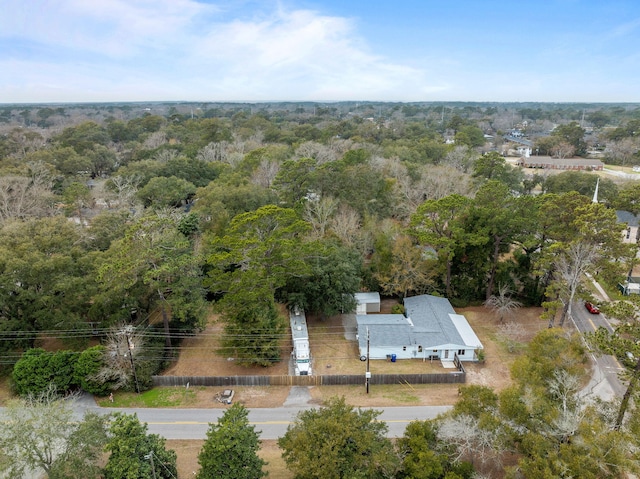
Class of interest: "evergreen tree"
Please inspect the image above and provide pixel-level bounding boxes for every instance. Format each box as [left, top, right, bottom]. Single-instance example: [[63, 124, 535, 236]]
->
[[279, 396, 400, 479], [197, 403, 267, 479], [104, 413, 177, 479]]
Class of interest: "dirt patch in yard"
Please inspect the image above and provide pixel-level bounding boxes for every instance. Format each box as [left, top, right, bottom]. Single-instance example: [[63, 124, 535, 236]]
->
[[159, 304, 547, 408], [162, 313, 290, 377], [459, 306, 546, 392]]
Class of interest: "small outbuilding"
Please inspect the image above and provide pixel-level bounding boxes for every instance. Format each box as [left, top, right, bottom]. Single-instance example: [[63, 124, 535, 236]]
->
[[355, 292, 381, 314]]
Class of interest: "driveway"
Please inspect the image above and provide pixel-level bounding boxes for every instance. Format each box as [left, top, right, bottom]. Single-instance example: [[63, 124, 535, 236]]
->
[[342, 313, 357, 341]]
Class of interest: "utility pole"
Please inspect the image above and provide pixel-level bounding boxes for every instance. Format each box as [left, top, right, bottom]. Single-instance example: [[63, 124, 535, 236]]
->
[[365, 328, 371, 394], [124, 325, 140, 394], [145, 453, 157, 479]]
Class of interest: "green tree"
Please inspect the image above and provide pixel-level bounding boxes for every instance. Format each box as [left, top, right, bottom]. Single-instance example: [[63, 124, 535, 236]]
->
[[273, 157, 319, 205], [88, 144, 117, 177], [468, 181, 526, 300], [278, 242, 361, 320], [504, 329, 638, 478], [510, 328, 586, 392], [193, 177, 278, 234], [62, 181, 92, 219], [437, 329, 640, 478], [315, 161, 395, 218], [83, 209, 132, 251], [12, 348, 79, 397], [543, 171, 617, 204], [105, 413, 177, 479], [54, 121, 111, 154], [98, 213, 208, 348], [613, 181, 640, 215], [137, 175, 196, 208], [0, 386, 109, 479], [587, 110, 610, 129], [74, 345, 113, 396], [397, 420, 473, 479], [278, 396, 400, 479], [207, 205, 310, 305], [455, 125, 485, 148], [411, 194, 473, 297], [158, 155, 225, 187], [541, 201, 629, 326], [0, 217, 95, 350], [472, 151, 523, 191], [196, 403, 267, 479], [551, 121, 587, 156], [221, 299, 286, 366]]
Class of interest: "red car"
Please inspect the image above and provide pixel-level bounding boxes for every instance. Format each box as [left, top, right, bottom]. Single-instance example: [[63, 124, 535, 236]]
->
[[585, 301, 600, 314]]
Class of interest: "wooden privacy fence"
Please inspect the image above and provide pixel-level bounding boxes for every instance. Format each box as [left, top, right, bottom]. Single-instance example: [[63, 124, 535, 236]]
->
[[153, 371, 465, 388]]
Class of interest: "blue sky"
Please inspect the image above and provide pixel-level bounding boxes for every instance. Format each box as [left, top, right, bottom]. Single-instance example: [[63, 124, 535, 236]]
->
[[1, 0, 639, 103]]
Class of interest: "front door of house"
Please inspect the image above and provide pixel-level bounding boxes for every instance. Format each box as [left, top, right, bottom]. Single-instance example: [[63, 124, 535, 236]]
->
[[444, 350, 449, 359]]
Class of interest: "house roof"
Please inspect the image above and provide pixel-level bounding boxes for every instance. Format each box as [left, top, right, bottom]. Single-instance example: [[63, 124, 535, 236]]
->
[[355, 292, 381, 304], [356, 294, 482, 351], [616, 210, 639, 227], [449, 314, 483, 348], [517, 157, 604, 167]]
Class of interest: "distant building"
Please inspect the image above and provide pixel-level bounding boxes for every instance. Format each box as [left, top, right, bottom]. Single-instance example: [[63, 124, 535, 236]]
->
[[616, 210, 640, 244], [516, 156, 604, 171]]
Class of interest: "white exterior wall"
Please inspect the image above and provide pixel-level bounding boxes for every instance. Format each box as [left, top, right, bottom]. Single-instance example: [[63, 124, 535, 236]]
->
[[364, 344, 479, 361]]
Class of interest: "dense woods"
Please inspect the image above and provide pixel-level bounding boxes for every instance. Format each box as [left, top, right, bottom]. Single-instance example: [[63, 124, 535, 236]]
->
[[1, 101, 640, 370], [2, 101, 640, 477]]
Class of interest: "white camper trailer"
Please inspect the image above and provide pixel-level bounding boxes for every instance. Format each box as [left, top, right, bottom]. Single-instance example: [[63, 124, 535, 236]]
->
[[290, 307, 311, 375]]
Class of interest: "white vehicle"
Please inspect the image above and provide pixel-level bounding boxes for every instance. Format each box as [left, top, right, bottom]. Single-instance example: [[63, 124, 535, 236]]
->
[[290, 307, 312, 376]]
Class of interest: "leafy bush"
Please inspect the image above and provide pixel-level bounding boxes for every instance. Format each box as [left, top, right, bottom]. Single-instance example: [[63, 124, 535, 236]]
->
[[74, 345, 113, 396], [12, 348, 78, 396]]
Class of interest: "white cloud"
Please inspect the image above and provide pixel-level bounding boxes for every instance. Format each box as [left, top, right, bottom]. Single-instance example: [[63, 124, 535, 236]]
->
[[0, 0, 214, 58], [187, 8, 443, 100], [0, 1, 444, 101]]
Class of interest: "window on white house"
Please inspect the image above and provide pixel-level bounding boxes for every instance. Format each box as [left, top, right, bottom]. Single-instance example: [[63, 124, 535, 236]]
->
[[418, 345, 423, 352], [458, 349, 465, 355], [403, 346, 407, 351]]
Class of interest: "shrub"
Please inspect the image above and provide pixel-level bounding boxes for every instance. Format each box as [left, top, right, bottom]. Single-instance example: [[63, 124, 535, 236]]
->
[[74, 345, 113, 396], [12, 349, 79, 396]]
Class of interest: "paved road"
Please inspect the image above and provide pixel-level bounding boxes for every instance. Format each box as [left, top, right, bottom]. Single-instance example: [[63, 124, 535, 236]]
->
[[569, 300, 627, 399], [72, 400, 452, 440]]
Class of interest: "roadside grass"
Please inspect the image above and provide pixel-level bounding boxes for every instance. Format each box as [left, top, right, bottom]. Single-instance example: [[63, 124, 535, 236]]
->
[[310, 383, 461, 408], [98, 386, 205, 408]]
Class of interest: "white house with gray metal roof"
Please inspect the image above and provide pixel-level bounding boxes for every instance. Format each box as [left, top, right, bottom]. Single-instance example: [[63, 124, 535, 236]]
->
[[356, 294, 483, 362]]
